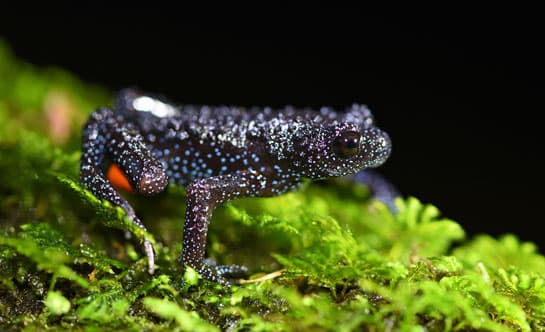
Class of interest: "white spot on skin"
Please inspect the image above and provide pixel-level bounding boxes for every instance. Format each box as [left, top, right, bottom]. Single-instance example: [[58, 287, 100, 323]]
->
[[133, 96, 180, 118]]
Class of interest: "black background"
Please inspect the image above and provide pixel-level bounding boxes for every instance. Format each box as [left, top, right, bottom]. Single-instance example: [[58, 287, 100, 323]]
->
[[1, 6, 544, 249]]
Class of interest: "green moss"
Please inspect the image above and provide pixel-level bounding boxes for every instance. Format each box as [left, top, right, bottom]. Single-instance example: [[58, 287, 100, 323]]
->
[[1, 38, 544, 331]]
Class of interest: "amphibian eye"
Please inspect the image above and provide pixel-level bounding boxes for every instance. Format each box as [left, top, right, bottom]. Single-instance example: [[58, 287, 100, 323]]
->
[[332, 131, 360, 158]]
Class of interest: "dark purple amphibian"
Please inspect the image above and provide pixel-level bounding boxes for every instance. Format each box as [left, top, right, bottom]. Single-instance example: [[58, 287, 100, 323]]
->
[[80, 89, 394, 285]]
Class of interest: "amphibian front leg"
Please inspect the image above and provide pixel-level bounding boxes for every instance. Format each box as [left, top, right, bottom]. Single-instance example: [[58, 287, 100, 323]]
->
[[352, 170, 400, 211], [80, 108, 168, 273], [182, 170, 292, 285]]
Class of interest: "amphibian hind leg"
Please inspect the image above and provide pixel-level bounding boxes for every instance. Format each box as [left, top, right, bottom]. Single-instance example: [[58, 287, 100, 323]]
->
[[80, 107, 168, 273]]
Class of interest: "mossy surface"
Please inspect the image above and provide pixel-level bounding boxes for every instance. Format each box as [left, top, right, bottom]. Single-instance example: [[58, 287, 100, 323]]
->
[[1, 39, 544, 331]]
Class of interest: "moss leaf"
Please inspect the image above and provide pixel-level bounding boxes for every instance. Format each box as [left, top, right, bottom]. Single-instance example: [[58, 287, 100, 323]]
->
[[143, 297, 219, 332]]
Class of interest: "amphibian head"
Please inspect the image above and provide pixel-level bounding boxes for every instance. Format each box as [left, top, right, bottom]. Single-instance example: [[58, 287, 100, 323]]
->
[[293, 104, 392, 179]]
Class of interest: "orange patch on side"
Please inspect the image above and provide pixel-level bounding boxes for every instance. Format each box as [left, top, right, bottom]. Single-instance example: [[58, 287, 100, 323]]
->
[[107, 164, 134, 192]]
